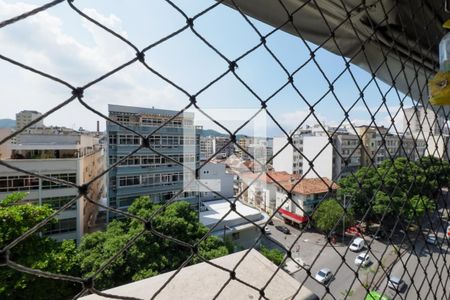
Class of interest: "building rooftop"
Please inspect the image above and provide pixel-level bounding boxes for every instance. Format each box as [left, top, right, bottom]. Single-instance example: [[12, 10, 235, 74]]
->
[[200, 199, 266, 229], [79, 249, 317, 300], [240, 171, 300, 184], [108, 104, 194, 118], [281, 178, 339, 195]]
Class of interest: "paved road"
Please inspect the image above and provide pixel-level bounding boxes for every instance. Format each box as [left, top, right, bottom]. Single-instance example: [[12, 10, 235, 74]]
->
[[263, 219, 399, 299]]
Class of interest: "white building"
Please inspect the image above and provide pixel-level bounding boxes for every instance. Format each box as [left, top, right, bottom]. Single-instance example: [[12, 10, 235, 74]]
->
[[239, 171, 299, 215], [198, 161, 234, 201], [275, 177, 338, 227], [200, 199, 268, 249], [0, 133, 105, 242], [15, 110, 44, 131]]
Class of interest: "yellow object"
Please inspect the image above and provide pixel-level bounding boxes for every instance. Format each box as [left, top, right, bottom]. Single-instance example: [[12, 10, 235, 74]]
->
[[444, 20, 450, 29], [429, 71, 450, 105]]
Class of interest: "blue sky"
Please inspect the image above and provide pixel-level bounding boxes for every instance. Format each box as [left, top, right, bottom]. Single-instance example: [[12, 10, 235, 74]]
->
[[0, 0, 413, 136]]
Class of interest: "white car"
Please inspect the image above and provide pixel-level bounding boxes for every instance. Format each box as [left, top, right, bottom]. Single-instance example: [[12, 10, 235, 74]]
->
[[315, 268, 333, 284], [354, 253, 371, 267], [349, 237, 365, 252]]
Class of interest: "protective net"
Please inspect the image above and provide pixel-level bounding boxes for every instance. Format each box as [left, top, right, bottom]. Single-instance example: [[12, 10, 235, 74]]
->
[[0, 0, 449, 299]]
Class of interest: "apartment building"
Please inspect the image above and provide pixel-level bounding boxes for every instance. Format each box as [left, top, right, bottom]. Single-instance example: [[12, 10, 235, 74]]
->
[[356, 125, 426, 166], [107, 105, 201, 214], [403, 106, 449, 159], [237, 137, 273, 160], [273, 126, 361, 179], [238, 171, 299, 215], [0, 133, 104, 242], [15, 110, 44, 131], [200, 136, 234, 161], [198, 161, 234, 201], [275, 177, 338, 227]]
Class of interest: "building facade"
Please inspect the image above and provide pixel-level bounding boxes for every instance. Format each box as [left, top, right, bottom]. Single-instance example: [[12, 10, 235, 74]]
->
[[107, 105, 201, 214], [238, 171, 299, 215], [0, 133, 104, 242], [15, 110, 44, 131], [275, 177, 338, 227]]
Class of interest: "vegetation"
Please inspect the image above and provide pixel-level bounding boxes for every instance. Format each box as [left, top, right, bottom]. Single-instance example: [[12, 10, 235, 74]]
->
[[337, 157, 441, 224], [259, 245, 285, 265], [312, 198, 354, 233], [0, 192, 80, 299], [0, 193, 229, 299]]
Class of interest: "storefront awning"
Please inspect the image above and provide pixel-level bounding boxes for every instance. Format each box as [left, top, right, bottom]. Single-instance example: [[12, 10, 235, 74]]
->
[[279, 208, 308, 223]]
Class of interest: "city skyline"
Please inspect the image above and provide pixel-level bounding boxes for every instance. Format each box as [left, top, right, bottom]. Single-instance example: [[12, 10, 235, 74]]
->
[[0, 0, 411, 136]]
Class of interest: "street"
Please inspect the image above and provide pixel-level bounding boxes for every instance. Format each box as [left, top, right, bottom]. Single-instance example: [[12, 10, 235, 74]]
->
[[262, 219, 409, 299], [259, 192, 450, 300]]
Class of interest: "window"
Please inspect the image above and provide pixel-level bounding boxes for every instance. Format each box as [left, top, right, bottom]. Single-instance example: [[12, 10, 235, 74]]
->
[[118, 175, 140, 187], [108, 134, 117, 145], [44, 218, 77, 235]]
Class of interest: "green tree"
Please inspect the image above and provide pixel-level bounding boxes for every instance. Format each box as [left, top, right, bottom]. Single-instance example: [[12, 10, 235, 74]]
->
[[312, 199, 354, 233], [78, 196, 229, 290], [0, 192, 80, 299], [259, 246, 285, 265], [338, 166, 381, 219]]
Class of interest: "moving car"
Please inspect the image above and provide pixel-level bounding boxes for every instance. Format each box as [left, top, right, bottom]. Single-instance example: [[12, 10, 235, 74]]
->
[[365, 291, 390, 300], [349, 237, 365, 252], [387, 275, 406, 291], [426, 234, 437, 245], [315, 268, 333, 284], [354, 253, 371, 267], [275, 225, 290, 234]]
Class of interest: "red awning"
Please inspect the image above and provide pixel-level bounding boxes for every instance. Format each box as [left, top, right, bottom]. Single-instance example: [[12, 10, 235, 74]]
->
[[279, 208, 308, 223]]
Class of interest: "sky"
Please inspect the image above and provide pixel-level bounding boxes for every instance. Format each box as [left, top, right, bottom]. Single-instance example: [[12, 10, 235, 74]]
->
[[0, 0, 413, 137]]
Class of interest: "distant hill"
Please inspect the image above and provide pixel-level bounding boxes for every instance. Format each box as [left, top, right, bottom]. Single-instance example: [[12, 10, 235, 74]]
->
[[200, 129, 248, 139], [200, 129, 227, 137], [0, 119, 15, 128]]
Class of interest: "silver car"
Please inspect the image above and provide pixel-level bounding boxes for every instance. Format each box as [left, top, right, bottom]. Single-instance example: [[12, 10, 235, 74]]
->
[[387, 276, 406, 291], [315, 268, 333, 284]]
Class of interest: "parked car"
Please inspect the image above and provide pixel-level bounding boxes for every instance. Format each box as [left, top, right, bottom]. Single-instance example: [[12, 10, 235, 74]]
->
[[387, 275, 406, 291], [275, 225, 290, 234], [349, 237, 365, 252], [371, 229, 386, 240], [426, 234, 437, 245], [315, 268, 333, 284], [354, 253, 371, 267]]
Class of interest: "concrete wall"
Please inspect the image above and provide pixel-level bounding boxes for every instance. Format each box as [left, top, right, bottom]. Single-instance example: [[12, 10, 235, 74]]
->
[[302, 136, 333, 179], [272, 137, 293, 173]]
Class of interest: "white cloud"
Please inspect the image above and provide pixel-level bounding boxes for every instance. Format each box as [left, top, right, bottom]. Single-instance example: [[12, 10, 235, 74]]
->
[[0, 1, 186, 130]]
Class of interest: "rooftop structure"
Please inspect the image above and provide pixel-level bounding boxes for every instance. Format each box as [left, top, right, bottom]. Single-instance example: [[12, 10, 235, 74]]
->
[[200, 199, 267, 249], [79, 249, 317, 300]]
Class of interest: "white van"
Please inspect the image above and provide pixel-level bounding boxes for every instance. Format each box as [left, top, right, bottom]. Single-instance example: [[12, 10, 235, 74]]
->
[[349, 237, 365, 252]]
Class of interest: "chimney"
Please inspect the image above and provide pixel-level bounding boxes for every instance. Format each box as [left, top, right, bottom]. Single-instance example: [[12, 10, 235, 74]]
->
[[96, 120, 100, 133]]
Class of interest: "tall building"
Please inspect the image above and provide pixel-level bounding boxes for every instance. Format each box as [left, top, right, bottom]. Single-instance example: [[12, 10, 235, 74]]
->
[[107, 105, 201, 214], [403, 106, 446, 138], [16, 110, 44, 131], [0, 132, 104, 242], [403, 106, 449, 159]]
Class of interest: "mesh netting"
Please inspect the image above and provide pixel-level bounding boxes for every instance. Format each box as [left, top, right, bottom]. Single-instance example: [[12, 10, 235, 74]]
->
[[0, 0, 449, 299]]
